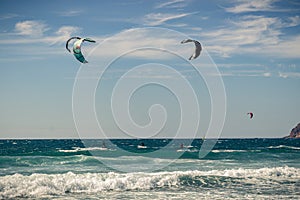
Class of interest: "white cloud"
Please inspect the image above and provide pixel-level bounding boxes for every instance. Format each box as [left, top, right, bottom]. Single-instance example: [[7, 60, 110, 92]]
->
[[225, 0, 277, 13], [200, 15, 300, 58], [143, 12, 195, 26], [217, 63, 266, 68], [165, 23, 189, 28], [15, 20, 49, 37], [0, 23, 81, 45], [55, 26, 80, 37], [222, 70, 274, 77], [88, 28, 181, 60], [50, 26, 81, 44], [278, 72, 300, 78], [202, 15, 280, 45], [58, 10, 84, 17], [260, 35, 300, 58], [286, 16, 300, 27], [155, 0, 188, 9], [278, 72, 288, 78], [216, 63, 300, 78], [263, 72, 271, 77], [0, 22, 81, 61], [0, 13, 18, 20], [205, 70, 273, 78]]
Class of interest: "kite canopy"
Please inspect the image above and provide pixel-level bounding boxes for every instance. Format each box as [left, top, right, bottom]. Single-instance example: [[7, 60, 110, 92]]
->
[[66, 37, 96, 63], [247, 112, 254, 119], [181, 39, 202, 60]]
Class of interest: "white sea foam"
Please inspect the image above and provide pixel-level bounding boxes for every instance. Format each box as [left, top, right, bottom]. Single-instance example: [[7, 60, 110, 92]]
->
[[137, 145, 147, 149], [176, 148, 198, 152], [268, 145, 300, 150], [58, 147, 115, 152], [0, 166, 299, 199], [211, 150, 248, 153]]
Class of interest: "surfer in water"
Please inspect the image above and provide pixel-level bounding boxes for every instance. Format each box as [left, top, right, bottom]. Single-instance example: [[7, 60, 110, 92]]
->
[[138, 142, 147, 149], [102, 141, 106, 148]]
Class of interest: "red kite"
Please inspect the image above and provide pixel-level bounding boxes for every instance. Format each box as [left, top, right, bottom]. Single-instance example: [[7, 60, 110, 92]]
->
[[247, 112, 254, 119]]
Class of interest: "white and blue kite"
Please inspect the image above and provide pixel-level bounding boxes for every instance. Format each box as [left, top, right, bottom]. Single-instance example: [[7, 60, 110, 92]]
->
[[66, 37, 96, 63]]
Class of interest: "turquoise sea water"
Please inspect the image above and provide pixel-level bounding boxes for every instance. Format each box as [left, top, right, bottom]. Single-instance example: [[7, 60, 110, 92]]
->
[[0, 138, 299, 199]]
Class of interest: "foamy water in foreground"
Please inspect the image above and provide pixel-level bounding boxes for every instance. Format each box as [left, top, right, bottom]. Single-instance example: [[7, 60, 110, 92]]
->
[[0, 139, 299, 199]]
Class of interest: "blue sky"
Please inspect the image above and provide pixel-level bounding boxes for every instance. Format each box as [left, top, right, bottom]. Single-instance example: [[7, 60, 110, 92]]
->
[[0, 0, 299, 139]]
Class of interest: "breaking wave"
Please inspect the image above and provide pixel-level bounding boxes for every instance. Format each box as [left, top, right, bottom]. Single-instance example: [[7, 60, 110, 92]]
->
[[0, 166, 299, 199], [211, 150, 248, 153], [58, 147, 115, 152], [268, 145, 300, 150]]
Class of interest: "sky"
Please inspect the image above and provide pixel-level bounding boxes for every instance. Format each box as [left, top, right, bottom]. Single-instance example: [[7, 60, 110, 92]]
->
[[0, 0, 299, 139]]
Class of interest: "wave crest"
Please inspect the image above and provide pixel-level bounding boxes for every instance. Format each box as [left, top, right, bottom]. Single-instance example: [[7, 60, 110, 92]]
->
[[0, 166, 299, 198]]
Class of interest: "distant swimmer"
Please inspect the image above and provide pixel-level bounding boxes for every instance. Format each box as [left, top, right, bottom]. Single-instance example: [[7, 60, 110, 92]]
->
[[102, 141, 106, 148], [137, 142, 147, 149], [177, 144, 188, 152]]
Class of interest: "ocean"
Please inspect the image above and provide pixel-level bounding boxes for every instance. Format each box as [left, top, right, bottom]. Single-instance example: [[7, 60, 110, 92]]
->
[[0, 138, 299, 199]]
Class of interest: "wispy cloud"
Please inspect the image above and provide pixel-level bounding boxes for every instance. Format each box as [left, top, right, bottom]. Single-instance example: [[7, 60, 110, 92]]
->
[[216, 62, 300, 78], [0, 21, 81, 61], [58, 10, 84, 17], [261, 35, 300, 58], [88, 28, 181, 60], [1, 21, 81, 45], [278, 71, 300, 78], [202, 15, 280, 45], [165, 23, 189, 28], [225, 0, 277, 13], [221, 70, 277, 78], [263, 72, 272, 77], [0, 13, 18, 20], [15, 20, 49, 37], [217, 63, 266, 68], [143, 12, 195, 26], [285, 16, 300, 27], [155, 0, 188, 9], [189, 69, 275, 78], [200, 15, 300, 58]]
